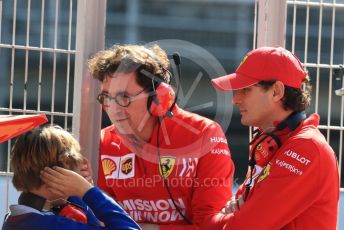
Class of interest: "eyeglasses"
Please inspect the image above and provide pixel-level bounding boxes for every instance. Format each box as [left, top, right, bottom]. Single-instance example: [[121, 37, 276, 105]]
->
[[97, 88, 146, 108]]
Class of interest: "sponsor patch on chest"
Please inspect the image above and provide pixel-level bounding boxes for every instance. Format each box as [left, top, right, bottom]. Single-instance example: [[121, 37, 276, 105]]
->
[[101, 153, 135, 179], [176, 158, 198, 177], [159, 156, 176, 178], [118, 198, 187, 223], [283, 150, 311, 165]]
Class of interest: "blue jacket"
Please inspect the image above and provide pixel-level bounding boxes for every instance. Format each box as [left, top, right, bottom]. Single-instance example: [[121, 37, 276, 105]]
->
[[2, 187, 141, 230]]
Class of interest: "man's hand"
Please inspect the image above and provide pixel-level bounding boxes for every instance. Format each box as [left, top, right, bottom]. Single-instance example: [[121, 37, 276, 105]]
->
[[221, 195, 244, 214], [40, 166, 93, 198]]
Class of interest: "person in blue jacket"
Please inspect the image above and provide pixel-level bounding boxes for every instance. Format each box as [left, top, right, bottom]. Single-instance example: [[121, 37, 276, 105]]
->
[[2, 125, 141, 230]]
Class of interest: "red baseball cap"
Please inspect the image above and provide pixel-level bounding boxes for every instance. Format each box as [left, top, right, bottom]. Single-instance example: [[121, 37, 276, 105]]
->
[[0, 114, 48, 143], [212, 46, 307, 91]]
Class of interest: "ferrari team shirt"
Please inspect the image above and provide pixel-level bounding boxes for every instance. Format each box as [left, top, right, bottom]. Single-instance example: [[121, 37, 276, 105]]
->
[[98, 106, 235, 229], [203, 114, 339, 230]]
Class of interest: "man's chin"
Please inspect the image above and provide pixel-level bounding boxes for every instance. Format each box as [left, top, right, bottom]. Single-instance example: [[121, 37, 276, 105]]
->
[[240, 118, 251, 127], [115, 126, 132, 134], [113, 122, 134, 135]]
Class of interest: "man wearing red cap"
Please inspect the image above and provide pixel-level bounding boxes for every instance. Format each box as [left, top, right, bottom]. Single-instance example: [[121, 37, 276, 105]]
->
[[203, 46, 339, 229]]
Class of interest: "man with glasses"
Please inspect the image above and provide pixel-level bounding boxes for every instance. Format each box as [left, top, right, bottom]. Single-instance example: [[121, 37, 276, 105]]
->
[[97, 88, 146, 108], [203, 46, 339, 229], [87, 44, 235, 229]]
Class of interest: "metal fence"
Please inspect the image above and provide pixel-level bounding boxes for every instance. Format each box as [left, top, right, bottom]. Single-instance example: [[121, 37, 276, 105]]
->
[[0, 0, 77, 217], [0, 0, 105, 223], [286, 0, 344, 190], [255, 0, 344, 189]]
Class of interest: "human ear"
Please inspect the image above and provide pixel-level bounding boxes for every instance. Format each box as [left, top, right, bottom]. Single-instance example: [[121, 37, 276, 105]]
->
[[272, 81, 285, 101]]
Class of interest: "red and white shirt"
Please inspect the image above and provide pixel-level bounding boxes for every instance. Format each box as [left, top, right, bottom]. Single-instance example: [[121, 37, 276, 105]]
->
[[203, 114, 339, 230], [97, 106, 235, 229]]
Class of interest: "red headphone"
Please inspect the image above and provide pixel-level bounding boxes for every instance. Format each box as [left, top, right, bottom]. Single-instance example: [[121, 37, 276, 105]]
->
[[99, 50, 179, 118], [249, 131, 281, 167], [145, 52, 180, 118], [149, 82, 176, 117], [18, 192, 88, 223], [56, 202, 88, 223], [244, 112, 306, 201]]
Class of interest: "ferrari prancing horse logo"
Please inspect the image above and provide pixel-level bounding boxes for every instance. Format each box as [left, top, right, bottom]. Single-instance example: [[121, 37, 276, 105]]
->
[[159, 156, 176, 178], [257, 164, 271, 183]]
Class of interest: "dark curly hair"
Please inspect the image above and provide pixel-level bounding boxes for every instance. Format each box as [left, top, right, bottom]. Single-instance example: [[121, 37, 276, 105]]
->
[[87, 44, 171, 89], [258, 77, 312, 112]]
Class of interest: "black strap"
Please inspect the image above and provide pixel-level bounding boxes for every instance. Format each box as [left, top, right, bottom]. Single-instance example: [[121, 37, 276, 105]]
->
[[50, 201, 87, 215], [18, 192, 46, 211], [265, 132, 282, 148], [276, 112, 306, 131]]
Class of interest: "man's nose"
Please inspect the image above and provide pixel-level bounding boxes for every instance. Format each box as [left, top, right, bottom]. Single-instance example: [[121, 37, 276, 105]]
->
[[107, 102, 124, 113], [232, 91, 241, 105]]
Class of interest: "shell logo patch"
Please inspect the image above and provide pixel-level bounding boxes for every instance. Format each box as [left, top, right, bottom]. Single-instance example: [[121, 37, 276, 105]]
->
[[101, 153, 135, 179], [102, 158, 117, 177]]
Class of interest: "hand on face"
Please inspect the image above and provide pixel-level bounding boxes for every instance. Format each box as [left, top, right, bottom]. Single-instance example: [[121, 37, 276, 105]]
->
[[40, 166, 93, 198]]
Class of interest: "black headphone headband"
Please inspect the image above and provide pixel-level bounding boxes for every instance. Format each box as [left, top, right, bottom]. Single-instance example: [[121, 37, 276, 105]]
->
[[141, 48, 171, 83], [18, 192, 46, 211], [275, 112, 306, 131]]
